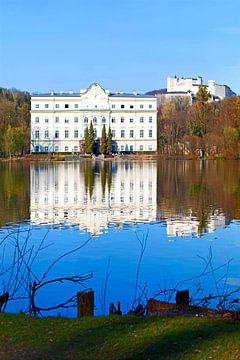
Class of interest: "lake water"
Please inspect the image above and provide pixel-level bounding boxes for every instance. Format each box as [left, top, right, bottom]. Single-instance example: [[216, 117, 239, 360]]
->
[[0, 160, 240, 317]]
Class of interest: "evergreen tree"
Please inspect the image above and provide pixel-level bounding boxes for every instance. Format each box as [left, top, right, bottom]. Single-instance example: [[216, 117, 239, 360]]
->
[[107, 127, 112, 155], [196, 85, 211, 105], [100, 124, 107, 154], [89, 121, 95, 154], [84, 126, 90, 153]]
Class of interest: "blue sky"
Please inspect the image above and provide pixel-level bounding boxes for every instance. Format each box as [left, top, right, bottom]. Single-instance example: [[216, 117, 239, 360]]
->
[[0, 0, 240, 94]]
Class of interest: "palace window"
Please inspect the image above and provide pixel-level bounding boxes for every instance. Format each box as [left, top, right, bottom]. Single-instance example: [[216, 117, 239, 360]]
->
[[35, 104, 39, 109], [44, 130, 49, 139], [149, 129, 152, 138], [45, 104, 49, 108], [130, 130, 134, 138], [45, 118, 49, 123], [54, 145, 59, 152], [55, 117, 59, 123], [112, 130, 115, 137], [35, 117, 39, 123], [65, 146, 69, 152], [140, 104, 144, 109], [74, 117, 78, 123], [112, 104, 115, 109], [65, 118, 69, 123], [74, 104, 78, 108], [149, 104, 152, 109], [74, 130, 78, 138], [121, 104, 125, 109], [35, 130, 39, 139], [140, 130, 144, 138], [111, 117, 115, 123], [130, 105, 134, 109], [93, 117, 97, 123], [84, 117, 88, 123], [130, 145, 133, 152], [102, 117, 106, 123], [140, 117, 144, 123], [130, 118, 134, 123], [149, 116, 152, 123], [121, 130, 125, 138], [55, 130, 59, 139], [74, 146, 78, 152], [139, 145, 144, 151], [65, 130, 69, 138], [65, 104, 69, 108], [55, 104, 59, 108], [120, 117, 124, 123]]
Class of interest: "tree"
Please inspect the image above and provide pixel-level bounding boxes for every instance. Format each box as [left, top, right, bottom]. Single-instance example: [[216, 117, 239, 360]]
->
[[196, 85, 211, 105], [3, 125, 15, 159], [107, 127, 112, 155], [100, 124, 107, 154], [84, 126, 90, 154], [89, 121, 95, 154], [223, 126, 239, 158]]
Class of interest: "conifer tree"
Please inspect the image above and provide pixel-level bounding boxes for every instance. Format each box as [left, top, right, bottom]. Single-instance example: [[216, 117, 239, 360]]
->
[[89, 121, 95, 154], [84, 126, 90, 153], [100, 124, 107, 154], [107, 127, 112, 155]]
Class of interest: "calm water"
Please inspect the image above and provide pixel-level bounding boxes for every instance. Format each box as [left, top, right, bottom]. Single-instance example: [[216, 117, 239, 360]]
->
[[0, 160, 240, 316]]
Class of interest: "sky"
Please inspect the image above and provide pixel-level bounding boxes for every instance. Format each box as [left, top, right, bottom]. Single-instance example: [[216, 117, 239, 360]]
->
[[0, 0, 240, 94]]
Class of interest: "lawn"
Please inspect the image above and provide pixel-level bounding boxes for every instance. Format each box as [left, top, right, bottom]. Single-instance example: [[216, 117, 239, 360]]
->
[[1, 313, 240, 359]]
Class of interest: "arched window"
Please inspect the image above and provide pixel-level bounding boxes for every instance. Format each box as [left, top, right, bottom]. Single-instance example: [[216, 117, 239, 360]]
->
[[93, 117, 97, 123], [84, 117, 88, 123], [102, 117, 106, 123]]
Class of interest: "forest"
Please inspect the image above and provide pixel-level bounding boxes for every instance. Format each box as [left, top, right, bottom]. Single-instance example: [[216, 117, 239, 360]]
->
[[158, 86, 240, 158], [0, 87, 30, 158]]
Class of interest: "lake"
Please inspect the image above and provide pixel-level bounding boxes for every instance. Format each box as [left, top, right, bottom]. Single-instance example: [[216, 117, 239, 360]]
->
[[0, 160, 240, 317]]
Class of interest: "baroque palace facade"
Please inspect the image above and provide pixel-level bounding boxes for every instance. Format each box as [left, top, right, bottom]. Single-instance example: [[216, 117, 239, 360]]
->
[[30, 83, 157, 153]]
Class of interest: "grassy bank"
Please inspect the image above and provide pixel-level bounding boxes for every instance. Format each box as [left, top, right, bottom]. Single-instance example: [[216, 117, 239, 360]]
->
[[1, 314, 240, 359]]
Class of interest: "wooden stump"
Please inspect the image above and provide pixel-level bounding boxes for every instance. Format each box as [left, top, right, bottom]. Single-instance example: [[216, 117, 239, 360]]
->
[[77, 291, 94, 317], [175, 290, 189, 308]]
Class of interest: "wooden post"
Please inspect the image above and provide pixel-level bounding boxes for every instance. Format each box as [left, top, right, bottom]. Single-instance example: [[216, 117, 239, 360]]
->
[[175, 289, 189, 308], [77, 291, 94, 317]]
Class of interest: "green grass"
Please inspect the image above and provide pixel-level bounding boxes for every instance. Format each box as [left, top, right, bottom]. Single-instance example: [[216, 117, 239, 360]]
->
[[1, 313, 240, 359]]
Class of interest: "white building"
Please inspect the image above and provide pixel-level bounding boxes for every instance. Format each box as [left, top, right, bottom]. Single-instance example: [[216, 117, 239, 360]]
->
[[30, 83, 157, 153], [167, 76, 236, 100], [30, 161, 157, 234]]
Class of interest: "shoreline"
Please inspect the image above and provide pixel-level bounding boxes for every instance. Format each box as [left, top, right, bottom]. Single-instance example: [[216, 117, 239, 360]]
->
[[1, 154, 240, 162]]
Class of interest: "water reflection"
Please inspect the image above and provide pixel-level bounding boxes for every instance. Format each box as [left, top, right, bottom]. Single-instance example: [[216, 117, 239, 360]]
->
[[0, 160, 240, 236], [30, 161, 157, 234]]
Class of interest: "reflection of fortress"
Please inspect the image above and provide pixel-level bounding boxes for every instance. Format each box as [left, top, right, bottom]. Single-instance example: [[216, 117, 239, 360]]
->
[[30, 161, 157, 234], [166, 210, 226, 237]]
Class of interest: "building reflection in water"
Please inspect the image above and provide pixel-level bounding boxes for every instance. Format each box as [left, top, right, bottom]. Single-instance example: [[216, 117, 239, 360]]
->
[[30, 161, 157, 234], [166, 210, 226, 237], [30, 161, 227, 236]]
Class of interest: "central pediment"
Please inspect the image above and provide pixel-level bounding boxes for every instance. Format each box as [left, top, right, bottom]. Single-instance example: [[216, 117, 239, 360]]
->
[[80, 83, 109, 100]]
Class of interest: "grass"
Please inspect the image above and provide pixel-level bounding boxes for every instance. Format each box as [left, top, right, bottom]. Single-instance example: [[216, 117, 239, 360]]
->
[[0, 313, 240, 359]]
